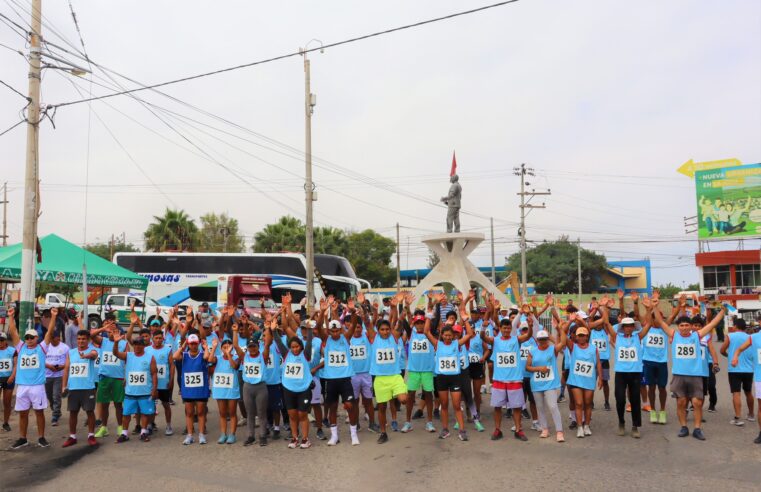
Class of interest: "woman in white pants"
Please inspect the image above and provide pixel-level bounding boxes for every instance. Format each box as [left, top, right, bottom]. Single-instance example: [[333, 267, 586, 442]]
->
[[526, 318, 568, 442]]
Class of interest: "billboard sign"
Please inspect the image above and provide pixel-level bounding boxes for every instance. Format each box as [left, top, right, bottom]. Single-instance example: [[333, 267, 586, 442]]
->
[[695, 163, 761, 240]]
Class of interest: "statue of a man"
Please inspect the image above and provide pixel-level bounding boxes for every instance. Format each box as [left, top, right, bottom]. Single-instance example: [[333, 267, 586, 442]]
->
[[441, 174, 462, 233]]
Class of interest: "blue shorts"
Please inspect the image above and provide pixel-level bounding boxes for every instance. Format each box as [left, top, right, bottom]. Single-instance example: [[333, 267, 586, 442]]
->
[[123, 395, 156, 416], [643, 360, 668, 389]]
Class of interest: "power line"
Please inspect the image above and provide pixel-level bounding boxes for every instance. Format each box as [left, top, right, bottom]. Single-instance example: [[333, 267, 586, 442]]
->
[[49, 0, 521, 109], [0, 78, 28, 99], [0, 118, 25, 137]]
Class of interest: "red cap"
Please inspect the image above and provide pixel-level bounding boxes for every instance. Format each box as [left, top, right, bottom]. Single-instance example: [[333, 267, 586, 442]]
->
[[412, 315, 426, 323], [452, 324, 463, 334]]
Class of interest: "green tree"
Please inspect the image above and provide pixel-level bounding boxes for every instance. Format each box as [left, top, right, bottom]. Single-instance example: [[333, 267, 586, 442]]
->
[[143, 208, 200, 252], [314, 226, 349, 257], [654, 282, 700, 298], [506, 237, 607, 293], [252, 216, 305, 253], [36, 281, 78, 301], [346, 229, 396, 287], [85, 241, 139, 261], [198, 212, 245, 253]]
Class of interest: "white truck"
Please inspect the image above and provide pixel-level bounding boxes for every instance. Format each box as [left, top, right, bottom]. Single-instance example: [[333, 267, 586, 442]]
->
[[37, 293, 70, 310], [44, 292, 175, 329]]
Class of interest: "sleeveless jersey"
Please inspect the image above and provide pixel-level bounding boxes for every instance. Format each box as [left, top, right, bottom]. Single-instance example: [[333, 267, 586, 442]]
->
[[728, 332, 753, 373], [520, 337, 536, 379], [261, 341, 282, 385], [642, 327, 668, 363], [529, 344, 560, 392], [242, 352, 265, 385], [67, 348, 96, 390], [323, 336, 354, 379], [0, 346, 15, 378], [407, 331, 434, 372], [750, 332, 761, 382], [672, 331, 702, 376], [282, 350, 311, 392], [125, 352, 153, 396], [180, 350, 210, 399], [434, 340, 460, 376], [350, 334, 371, 374], [491, 336, 521, 382], [212, 354, 240, 399], [615, 335, 643, 373], [99, 338, 127, 379], [145, 345, 172, 390], [16, 343, 47, 386], [567, 344, 597, 390], [370, 335, 400, 376], [590, 329, 610, 360]]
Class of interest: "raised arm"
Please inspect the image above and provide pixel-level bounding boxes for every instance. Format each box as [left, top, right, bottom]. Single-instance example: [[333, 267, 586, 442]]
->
[[554, 317, 567, 354], [44, 307, 59, 346], [112, 331, 128, 361], [423, 317, 438, 348], [7, 307, 19, 346], [231, 324, 245, 360], [698, 305, 727, 338], [344, 299, 359, 341]]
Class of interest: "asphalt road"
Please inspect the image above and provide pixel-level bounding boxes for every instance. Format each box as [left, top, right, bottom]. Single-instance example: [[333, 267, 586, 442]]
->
[[1, 342, 760, 492]]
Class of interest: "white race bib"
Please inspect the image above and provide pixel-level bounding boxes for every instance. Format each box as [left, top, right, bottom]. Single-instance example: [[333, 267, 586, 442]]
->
[[618, 346, 638, 362], [496, 352, 517, 368], [349, 345, 366, 360], [757, 348, 761, 365], [156, 364, 167, 379], [520, 347, 531, 360], [265, 355, 275, 369], [469, 353, 481, 364], [675, 343, 696, 359], [283, 362, 303, 379], [410, 340, 429, 353], [128, 371, 147, 385], [0, 359, 12, 372], [592, 339, 607, 352], [437, 357, 458, 372], [69, 362, 89, 378], [243, 362, 261, 377], [573, 360, 593, 377], [213, 372, 234, 388], [375, 348, 395, 364], [184, 372, 203, 388], [646, 334, 665, 348], [533, 366, 554, 382], [327, 351, 348, 367], [101, 352, 120, 366], [19, 354, 39, 369]]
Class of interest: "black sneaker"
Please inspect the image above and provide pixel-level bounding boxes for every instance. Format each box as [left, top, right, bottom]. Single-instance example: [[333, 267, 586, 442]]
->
[[243, 436, 256, 446], [272, 429, 281, 440], [316, 428, 326, 440], [678, 426, 689, 438], [569, 421, 578, 430], [377, 432, 388, 444], [95, 419, 102, 427], [2, 423, 10, 432], [38, 437, 50, 448], [754, 432, 761, 444], [9, 438, 28, 450], [521, 408, 530, 419], [412, 409, 424, 420], [557, 395, 566, 403], [604, 402, 611, 411], [116, 434, 129, 443], [692, 428, 706, 441], [259, 436, 268, 447], [707, 406, 717, 413]]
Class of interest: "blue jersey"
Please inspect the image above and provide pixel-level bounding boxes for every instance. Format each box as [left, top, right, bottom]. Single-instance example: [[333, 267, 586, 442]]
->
[[90, 343, 102, 377], [672, 331, 702, 376], [323, 336, 354, 379], [209, 331, 230, 358], [520, 338, 537, 378], [434, 340, 460, 376], [727, 332, 753, 373], [750, 332, 761, 382], [99, 338, 127, 379], [282, 350, 311, 392], [15, 343, 47, 386], [406, 331, 434, 373], [349, 334, 371, 374], [180, 351, 210, 399], [0, 346, 15, 378], [614, 335, 643, 373], [529, 345, 560, 392], [642, 327, 668, 363], [261, 341, 282, 385], [212, 354, 240, 399], [125, 352, 153, 396], [491, 336, 521, 382], [567, 344, 597, 390], [370, 335, 400, 376], [145, 345, 172, 390], [459, 343, 469, 371], [469, 330, 484, 360], [242, 352, 265, 385], [590, 329, 610, 361], [397, 337, 407, 373], [163, 330, 178, 352], [563, 347, 571, 371], [67, 348, 96, 390]]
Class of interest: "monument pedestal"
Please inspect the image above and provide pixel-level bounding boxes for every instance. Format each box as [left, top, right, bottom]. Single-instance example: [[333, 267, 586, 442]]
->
[[410, 233, 510, 307]]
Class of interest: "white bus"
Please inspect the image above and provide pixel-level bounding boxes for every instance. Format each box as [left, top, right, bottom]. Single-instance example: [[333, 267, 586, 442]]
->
[[113, 252, 360, 309]]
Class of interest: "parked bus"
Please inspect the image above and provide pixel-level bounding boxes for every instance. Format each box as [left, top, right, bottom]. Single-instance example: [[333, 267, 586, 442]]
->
[[113, 252, 360, 309]]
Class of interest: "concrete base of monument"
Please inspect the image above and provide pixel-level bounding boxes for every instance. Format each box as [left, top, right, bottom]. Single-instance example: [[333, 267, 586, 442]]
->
[[410, 233, 511, 307]]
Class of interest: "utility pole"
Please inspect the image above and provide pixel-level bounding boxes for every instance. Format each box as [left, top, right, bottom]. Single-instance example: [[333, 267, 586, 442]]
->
[[396, 222, 401, 293], [513, 163, 550, 300], [577, 238, 582, 305], [301, 44, 319, 314], [1, 182, 7, 246], [109, 233, 115, 260], [19, 0, 42, 334], [490, 217, 495, 283]]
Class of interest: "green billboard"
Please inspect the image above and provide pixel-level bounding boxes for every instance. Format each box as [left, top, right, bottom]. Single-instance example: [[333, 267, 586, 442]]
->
[[696, 163, 761, 240]]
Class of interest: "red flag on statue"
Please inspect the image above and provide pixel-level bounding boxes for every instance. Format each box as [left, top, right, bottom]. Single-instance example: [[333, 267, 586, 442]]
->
[[450, 151, 457, 177]]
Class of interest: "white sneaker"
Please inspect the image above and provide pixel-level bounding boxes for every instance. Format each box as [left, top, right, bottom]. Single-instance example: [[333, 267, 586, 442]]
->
[[748, 415, 755, 422], [531, 421, 541, 431], [165, 425, 174, 436], [730, 418, 745, 426], [327, 436, 339, 446], [351, 434, 360, 446], [583, 425, 592, 436], [576, 427, 584, 438], [182, 434, 193, 445], [198, 433, 207, 444], [510, 425, 516, 432]]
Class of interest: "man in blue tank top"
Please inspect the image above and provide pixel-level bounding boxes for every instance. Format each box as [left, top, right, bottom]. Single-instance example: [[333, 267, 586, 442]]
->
[[6, 306, 56, 450], [112, 331, 158, 443], [61, 329, 99, 448], [145, 329, 175, 436]]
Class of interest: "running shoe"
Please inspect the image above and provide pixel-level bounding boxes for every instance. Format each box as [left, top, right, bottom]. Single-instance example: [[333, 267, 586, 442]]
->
[[139, 433, 150, 442], [226, 434, 236, 444], [62, 437, 77, 448], [678, 426, 689, 438], [707, 406, 716, 413], [748, 415, 756, 422], [400, 422, 413, 433], [557, 395, 566, 403], [377, 432, 388, 444], [730, 418, 745, 426], [288, 438, 299, 449], [556, 431, 565, 443], [116, 425, 124, 435], [132, 425, 141, 435], [412, 409, 424, 420], [183, 435, 194, 445], [2, 423, 10, 432], [316, 428, 326, 440], [474, 420, 485, 432], [433, 409, 440, 420], [604, 402, 611, 411], [327, 435, 339, 446], [87, 435, 97, 447], [116, 434, 129, 443], [238, 418, 247, 426], [243, 436, 256, 446], [351, 434, 360, 446], [631, 427, 640, 439], [259, 436, 268, 447], [391, 421, 399, 432], [458, 430, 468, 441], [692, 428, 706, 441], [425, 422, 436, 433], [491, 429, 503, 441], [617, 423, 625, 436], [165, 425, 174, 436], [217, 434, 228, 444], [9, 438, 28, 450], [439, 428, 450, 439], [658, 411, 667, 425], [583, 425, 592, 436], [368, 423, 381, 434], [754, 432, 761, 444], [51, 417, 59, 427], [94, 426, 109, 438], [569, 421, 578, 430], [198, 433, 207, 444], [625, 403, 631, 412], [272, 429, 281, 440], [540, 429, 549, 438], [322, 418, 329, 428], [299, 438, 312, 449], [576, 427, 584, 439], [521, 408, 530, 419], [453, 421, 460, 431], [531, 421, 542, 432], [642, 404, 652, 412], [514, 430, 528, 441]]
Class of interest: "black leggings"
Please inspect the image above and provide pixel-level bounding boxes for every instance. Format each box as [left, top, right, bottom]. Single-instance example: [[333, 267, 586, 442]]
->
[[704, 364, 717, 408], [615, 372, 641, 427]]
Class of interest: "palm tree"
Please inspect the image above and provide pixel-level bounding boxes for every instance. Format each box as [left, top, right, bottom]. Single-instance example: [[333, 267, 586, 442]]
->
[[144, 208, 200, 251], [252, 216, 305, 253], [313, 226, 348, 256]]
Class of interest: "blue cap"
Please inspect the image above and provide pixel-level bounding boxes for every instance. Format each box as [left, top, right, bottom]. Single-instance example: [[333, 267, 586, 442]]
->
[[150, 319, 162, 326]]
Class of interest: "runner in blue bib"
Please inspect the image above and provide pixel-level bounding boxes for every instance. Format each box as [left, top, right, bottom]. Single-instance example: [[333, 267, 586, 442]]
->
[[61, 329, 99, 447], [111, 331, 158, 443], [526, 318, 568, 443], [565, 324, 602, 439], [173, 333, 213, 445], [209, 325, 242, 445]]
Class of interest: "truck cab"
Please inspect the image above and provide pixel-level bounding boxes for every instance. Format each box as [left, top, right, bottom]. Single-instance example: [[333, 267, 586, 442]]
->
[[222, 275, 277, 317]]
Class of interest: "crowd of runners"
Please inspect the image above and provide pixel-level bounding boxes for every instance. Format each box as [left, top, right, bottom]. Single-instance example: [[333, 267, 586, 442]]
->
[[1, 288, 760, 450]]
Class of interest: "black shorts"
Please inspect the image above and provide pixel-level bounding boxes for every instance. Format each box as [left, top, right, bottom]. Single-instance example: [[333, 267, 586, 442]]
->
[[68, 389, 96, 412], [0, 377, 14, 390], [320, 378, 327, 398], [468, 362, 485, 380], [435, 374, 462, 393], [522, 377, 535, 404], [728, 372, 753, 393], [325, 377, 355, 405], [283, 387, 311, 412], [267, 384, 283, 411], [182, 398, 208, 404], [157, 389, 172, 403]]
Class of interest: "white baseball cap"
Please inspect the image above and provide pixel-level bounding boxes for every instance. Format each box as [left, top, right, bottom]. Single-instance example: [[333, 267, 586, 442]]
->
[[536, 330, 549, 339], [187, 334, 200, 343], [24, 329, 38, 338], [328, 320, 341, 329]]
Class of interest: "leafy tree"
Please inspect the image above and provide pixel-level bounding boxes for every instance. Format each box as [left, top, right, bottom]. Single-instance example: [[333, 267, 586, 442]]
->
[[85, 241, 139, 261], [654, 282, 700, 299], [506, 237, 607, 293], [427, 250, 440, 269], [346, 229, 396, 287], [144, 208, 200, 252], [252, 216, 305, 253], [198, 212, 245, 253], [36, 281, 78, 301], [314, 227, 349, 256]]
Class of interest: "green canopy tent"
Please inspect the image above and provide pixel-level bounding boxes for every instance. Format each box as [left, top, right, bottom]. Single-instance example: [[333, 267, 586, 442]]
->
[[0, 233, 147, 290]]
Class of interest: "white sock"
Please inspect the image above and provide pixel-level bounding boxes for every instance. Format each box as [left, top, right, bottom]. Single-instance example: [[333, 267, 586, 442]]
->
[[70, 434, 76, 439], [330, 425, 338, 440], [350, 425, 358, 437]]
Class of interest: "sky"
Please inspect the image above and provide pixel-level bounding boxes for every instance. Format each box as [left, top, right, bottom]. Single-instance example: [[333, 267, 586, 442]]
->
[[1, 0, 760, 289]]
